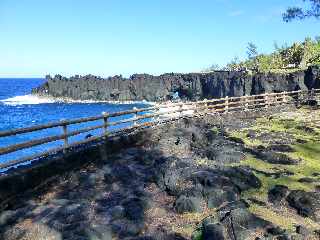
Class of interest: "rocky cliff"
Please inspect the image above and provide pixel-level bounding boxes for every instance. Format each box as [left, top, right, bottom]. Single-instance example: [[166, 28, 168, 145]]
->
[[32, 66, 320, 102]]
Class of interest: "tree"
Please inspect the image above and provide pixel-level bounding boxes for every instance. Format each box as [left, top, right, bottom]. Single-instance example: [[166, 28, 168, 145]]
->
[[207, 37, 320, 73], [201, 63, 222, 72], [245, 42, 259, 70], [208, 64, 222, 71], [283, 0, 320, 22], [225, 56, 243, 71], [246, 42, 258, 60]]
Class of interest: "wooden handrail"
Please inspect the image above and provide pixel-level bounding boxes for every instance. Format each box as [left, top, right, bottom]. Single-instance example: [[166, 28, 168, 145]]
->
[[0, 89, 318, 171], [0, 114, 185, 170], [0, 116, 104, 138], [0, 134, 66, 155], [0, 90, 306, 138]]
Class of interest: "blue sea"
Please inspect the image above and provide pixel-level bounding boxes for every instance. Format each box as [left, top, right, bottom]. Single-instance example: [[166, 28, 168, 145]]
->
[[0, 78, 150, 169]]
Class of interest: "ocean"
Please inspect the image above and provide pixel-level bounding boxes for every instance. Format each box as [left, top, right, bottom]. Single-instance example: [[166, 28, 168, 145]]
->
[[0, 78, 150, 168]]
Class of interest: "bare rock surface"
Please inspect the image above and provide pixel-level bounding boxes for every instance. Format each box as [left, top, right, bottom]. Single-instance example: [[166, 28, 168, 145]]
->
[[1, 107, 320, 239]]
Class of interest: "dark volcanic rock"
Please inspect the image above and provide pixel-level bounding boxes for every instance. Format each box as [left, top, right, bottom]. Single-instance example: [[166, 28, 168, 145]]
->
[[0, 210, 17, 227], [192, 168, 255, 194], [286, 190, 320, 220], [296, 125, 316, 134], [267, 226, 286, 235], [304, 65, 320, 89], [201, 202, 272, 240], [4, 114, 317, 239], [229, 208, 271, 239], [247, 197, 267, 206], [268, 185, 289, 204], [207, 188, 238, 209], [122, 197, 148, 221], [190, 126, 245, 165], [203, 223, 226, 240], [301, 99, 318, 107], [32, 66, 320, 102], [85, 225, 112, 240], [298, 177, 317, 183], [250, 149, 299, 165], [295, 225, 310, 236], [222, 167, 262, 191], [174, 195, 202, 213], [217, 200, 250, 213], [267, 144, 294, 153], [195, 139, 245, 165]]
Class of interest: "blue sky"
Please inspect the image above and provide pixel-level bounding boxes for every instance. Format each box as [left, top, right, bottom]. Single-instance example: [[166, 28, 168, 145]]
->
[[1, 0, 320, 78]]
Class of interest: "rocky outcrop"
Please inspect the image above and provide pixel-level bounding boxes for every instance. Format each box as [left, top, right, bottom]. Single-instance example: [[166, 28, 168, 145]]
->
[[32, 66, 320, 102], [2, 106, 320, 239], [200, 203, 274, 240], [0, 109, 280, 240], [286, 190, 320, 221]]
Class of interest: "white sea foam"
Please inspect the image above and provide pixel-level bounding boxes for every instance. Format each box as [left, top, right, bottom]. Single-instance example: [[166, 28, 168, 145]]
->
[[0, 95, 56, 106], [0, 94, 156, 106]]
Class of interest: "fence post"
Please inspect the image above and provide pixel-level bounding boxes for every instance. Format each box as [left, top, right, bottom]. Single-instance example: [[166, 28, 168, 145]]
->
[[225, 96, 229, 113], [244, 95, 249, 111], [204, 99, 208, 115], [194, 103, 198, 116], [179, 104, 183, 118], [156, 106, 161, 123], [315, 89, 319, 102], [296, 90, 301, 104], [282, 91, 287, 104], [265, 94, 269, 109], [311, 88, 315, 100], [61, 119, 68, 153], [133, 107, 138, 125], [102, 112, 108, 137]]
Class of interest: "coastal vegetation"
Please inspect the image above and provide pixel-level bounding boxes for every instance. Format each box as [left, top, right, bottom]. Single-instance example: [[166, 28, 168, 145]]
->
[[204, 0, 320, 74], [205, 37, 320, 73], [283, 0, 320, 22]]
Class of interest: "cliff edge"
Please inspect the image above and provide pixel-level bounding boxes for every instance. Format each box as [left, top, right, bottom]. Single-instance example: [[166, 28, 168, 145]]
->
[[32, 66, 320, 102]]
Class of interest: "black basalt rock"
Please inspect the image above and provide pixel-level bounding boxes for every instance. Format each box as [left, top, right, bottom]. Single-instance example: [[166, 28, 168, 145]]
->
[[203, 223, 226, 240], [174, 195, 202, 213], [268, 185, 289, 204], [286, 190, 320, 220], [32, 66, 319, 102]]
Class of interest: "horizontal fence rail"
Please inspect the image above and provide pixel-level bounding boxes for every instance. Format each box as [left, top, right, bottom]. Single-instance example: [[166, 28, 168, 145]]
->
[[0, 89, 319, 171]]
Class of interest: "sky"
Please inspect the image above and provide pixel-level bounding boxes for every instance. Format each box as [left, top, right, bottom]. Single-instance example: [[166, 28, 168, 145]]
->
[[1, 0, 320, 78]]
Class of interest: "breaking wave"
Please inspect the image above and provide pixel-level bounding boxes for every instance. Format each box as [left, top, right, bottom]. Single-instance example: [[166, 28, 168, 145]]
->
[[0, 95, 55, 106]]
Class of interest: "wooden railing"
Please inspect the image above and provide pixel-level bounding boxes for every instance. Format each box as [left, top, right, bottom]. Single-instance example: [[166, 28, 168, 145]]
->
[[0, 89, 319, 171]]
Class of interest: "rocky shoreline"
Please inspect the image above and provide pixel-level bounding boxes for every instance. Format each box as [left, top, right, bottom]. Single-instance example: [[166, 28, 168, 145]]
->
[[32, 66, 320, 102], [1, 104, 320, 239]]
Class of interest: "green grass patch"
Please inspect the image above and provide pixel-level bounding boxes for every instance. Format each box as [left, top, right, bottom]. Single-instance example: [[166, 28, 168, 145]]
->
[[249, 115, 320, 142], [287, 143, 320, 178], [249, 204, 296, 232], [249, 203, 320, 232], [211, 126, 220, 135], [228, 113, 320, 147], [241, 142, 320, 201]]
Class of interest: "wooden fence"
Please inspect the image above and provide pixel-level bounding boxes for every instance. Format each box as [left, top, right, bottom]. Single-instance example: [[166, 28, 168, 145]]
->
[[0, 89, 319, 171]]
